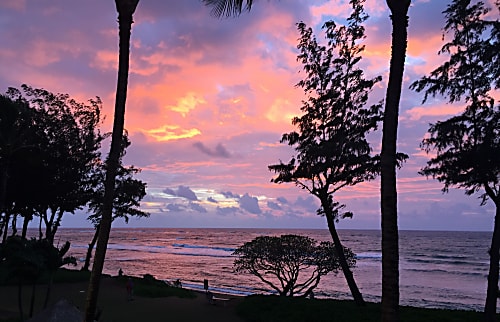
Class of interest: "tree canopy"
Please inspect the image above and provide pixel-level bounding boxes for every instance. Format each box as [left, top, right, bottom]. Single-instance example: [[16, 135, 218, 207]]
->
[[233, 234, 355, 297], [268, 0, 405, 306], [410, 1, 499, 320], [0, 85, 105, 242]]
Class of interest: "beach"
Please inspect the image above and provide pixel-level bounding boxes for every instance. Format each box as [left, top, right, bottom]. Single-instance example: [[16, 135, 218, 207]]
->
[[1, 273, 490, 322], [0, 275, 244, 322], [55, 228, 490, 311]]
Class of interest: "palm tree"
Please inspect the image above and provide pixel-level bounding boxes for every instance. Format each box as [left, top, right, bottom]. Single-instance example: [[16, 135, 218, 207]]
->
[[203, 1, 412, 321], [380, 1, 411, 321], [83, 1, 139, 321]]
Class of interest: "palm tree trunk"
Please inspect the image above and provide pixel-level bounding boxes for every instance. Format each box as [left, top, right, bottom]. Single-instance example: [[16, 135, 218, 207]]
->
[[84, 1, 138, 321], [381, 1, 410, 322], [324, 207, 365, 306], [82, 224, 100, 271], [484, 202, 500, 322]]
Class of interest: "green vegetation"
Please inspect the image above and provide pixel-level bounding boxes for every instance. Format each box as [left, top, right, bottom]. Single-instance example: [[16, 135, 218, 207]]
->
[[236, 295, 488, 322]]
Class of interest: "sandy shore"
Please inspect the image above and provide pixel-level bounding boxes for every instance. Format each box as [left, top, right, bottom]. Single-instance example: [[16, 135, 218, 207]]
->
[[0, 276, 244, 322]]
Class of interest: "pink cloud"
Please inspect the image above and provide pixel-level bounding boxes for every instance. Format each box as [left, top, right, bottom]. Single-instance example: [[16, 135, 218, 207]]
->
[[404, 103, 466, 121]]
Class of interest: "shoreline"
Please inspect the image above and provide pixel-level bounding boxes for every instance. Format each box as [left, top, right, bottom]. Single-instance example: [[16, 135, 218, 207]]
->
[[0, 272, 490, 322]]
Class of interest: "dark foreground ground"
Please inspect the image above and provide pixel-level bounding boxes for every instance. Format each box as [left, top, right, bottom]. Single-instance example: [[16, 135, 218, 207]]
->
[[0, 270, 494, 322]]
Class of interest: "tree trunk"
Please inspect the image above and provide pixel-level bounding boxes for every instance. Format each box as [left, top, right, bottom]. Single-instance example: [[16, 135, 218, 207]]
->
[[484, 202, 500, 322], [84, 1, 138, 321], [11, 214, 17, 237], [325, 208, 365, 306], [21, 215, 30, 239], [381, 2, 410, 322], [2, 213, 10, 243], [82, 224, 100, 271], [0, 165, 8, 238]]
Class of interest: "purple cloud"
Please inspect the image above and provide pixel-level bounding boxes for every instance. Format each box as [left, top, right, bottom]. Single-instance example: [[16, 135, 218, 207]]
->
[[166, 203, 184, 212], [189, 202, 207, 213], [164, 186, 198, 201], [294, 196, 319, 213], [239, 193, 262, 214], [267, 201, 281, 210], [277, 197, 289, 204], [216, 206, 239, 215], [177, 185, 198, 201], [221, 191, 240, 199], [163, 188, 177, 196]]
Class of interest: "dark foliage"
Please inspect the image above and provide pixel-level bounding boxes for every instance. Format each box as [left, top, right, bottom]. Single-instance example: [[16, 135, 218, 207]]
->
[[233, 234, 354, 297]]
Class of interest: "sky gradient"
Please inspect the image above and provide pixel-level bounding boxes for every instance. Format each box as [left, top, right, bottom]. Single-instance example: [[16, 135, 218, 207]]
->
[[1, 0, 497, 231]]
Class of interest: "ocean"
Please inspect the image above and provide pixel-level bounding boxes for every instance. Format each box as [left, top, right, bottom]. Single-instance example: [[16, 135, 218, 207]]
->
[[52, 228, 490, 312]]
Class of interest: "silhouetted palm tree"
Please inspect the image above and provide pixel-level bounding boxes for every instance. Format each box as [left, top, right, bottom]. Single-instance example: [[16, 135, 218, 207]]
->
[[203, 1, 412, 321], [84, 1, 139, 321], [380, 1, 410, 321]]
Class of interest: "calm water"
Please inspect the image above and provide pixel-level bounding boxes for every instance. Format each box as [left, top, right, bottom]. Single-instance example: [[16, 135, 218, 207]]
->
[[52, 228, 490, 312]]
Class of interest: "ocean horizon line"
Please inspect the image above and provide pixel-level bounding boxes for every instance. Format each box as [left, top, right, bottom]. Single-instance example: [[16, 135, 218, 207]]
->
[[44, 227, 492, 233]]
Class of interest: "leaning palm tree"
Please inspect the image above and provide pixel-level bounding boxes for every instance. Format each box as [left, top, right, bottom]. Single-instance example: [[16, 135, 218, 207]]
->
[[203, 1, 412, 321], [84, 1, 139, 321]]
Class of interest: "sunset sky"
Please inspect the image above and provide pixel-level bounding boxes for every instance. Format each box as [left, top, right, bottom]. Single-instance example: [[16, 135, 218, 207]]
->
[[0, 0, 497, 231]]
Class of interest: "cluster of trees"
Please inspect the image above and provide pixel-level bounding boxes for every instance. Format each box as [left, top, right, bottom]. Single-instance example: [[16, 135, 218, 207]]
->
[[4, 0, 490, 321], [0, 85, 148, 320], [213, 0, 499, 321]]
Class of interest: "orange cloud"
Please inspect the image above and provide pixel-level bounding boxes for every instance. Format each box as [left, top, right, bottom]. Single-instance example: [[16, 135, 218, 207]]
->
[[143, 124, 201, 142], [167, 92, 207, 117]]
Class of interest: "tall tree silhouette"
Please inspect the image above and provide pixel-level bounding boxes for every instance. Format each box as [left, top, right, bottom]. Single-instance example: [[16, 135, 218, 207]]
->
[[203, 1, 412, 320], [381, 1, 410, 321], [84, 1, 139, 321], [411, 1, 499, 320], [269, 0, 390, 305]]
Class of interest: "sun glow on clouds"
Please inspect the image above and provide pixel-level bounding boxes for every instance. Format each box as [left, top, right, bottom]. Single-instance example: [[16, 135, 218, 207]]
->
[[1, 0, 496, 230], [167, 92, 207, 117], [144, 125, 201, 142]]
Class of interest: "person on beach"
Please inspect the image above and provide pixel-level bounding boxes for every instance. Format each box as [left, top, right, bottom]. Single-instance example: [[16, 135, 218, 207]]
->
[[126, 278, 134, 301]]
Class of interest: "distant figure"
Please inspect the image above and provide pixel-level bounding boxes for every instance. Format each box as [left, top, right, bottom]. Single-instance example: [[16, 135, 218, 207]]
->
[[309, 291, 315, 299], [126, 278, 134, 301], [118, 268, 123, 277], [173, 279, 182, 288], [204, 279, 209, 292]]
